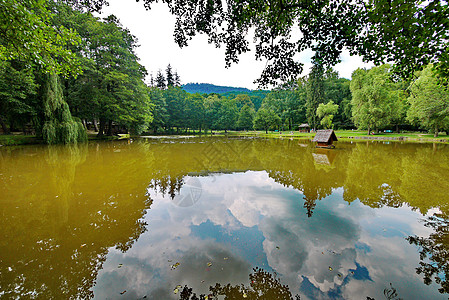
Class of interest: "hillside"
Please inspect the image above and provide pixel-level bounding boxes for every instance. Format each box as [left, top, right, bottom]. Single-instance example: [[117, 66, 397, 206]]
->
[[182, 83, 251, 94]]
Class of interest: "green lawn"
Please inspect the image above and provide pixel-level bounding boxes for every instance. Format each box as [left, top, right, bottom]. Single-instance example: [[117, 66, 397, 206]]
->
[[228, 130, 449, 142]]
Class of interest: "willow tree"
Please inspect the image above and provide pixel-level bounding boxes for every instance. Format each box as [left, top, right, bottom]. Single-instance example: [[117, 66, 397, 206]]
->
[[316, 100, 339, 129], [38, 73, 87, 144]]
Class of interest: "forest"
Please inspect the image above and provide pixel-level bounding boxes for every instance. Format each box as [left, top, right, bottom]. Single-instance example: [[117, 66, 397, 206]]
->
[[0, 1, 448, 143]]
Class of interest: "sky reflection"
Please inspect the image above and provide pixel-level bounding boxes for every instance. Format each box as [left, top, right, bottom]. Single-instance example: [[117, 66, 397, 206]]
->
[[93, 170, 441, 299]]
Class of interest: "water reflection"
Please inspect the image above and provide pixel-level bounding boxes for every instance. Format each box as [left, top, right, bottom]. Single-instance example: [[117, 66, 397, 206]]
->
[[177, 267, 300, 299], [0, 143, 152, 298], [1, 138, 449, 298], [407, 212, 449, 294]]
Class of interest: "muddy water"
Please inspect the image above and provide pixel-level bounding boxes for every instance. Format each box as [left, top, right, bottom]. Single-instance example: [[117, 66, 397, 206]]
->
[[1, 137, 449, 299]]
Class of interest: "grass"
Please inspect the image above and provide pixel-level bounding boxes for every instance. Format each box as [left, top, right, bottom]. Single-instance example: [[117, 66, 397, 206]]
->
[[0, 135, 41, 146], [227, 130, 449, 143]]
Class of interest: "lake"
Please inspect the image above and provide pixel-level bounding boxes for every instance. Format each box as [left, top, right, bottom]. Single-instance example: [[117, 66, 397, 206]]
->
[[1, 137, 449, 299]]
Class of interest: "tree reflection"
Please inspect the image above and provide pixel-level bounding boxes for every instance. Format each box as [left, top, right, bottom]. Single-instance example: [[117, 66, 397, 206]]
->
[[407, 213, 449, 294], [177, 268, 300, 300], [0, 143, 153, 299]]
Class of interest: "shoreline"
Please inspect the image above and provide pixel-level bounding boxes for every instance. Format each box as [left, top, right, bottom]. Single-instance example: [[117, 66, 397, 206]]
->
[[1, 131, 448, 146]]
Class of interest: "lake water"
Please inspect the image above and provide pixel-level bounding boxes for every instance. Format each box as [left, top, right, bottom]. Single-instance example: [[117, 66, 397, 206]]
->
[[1, 137, 449, 299]]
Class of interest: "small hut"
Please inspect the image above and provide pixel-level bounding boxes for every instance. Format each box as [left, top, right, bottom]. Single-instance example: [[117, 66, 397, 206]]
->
[[298, 123, 310, 133], [312, 129, 338, 148]]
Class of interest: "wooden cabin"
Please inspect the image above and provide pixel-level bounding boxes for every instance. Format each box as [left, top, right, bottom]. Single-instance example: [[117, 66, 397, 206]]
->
[[312, 129, 338, 148], [298, 123, 310, 133]]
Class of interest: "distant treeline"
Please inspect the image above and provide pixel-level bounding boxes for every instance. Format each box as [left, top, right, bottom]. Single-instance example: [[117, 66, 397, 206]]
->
[[182, 83, 251, 94]]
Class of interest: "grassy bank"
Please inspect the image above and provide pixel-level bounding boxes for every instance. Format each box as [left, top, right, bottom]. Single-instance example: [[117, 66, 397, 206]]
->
[[0, 135, 42, 146], [228, 130, 449, 143], [2, 130, 448, 146], [0, 132, 126, 146]]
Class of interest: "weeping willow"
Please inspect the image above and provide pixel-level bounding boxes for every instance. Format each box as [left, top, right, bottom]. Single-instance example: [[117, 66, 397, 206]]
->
[[38, 73, 87, 144]]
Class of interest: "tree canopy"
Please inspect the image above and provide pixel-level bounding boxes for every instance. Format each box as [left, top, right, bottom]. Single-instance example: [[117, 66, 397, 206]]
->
[[407, 65, 449, 137], [136, 0, 448, 86]]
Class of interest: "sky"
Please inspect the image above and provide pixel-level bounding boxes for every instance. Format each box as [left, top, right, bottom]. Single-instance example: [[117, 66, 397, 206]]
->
[[99, 0, 373, 89]]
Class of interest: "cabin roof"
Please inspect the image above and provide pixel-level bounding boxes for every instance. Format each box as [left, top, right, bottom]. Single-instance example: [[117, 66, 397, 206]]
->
[[312, 129, 338, 143], [299, 123, 310, 128]]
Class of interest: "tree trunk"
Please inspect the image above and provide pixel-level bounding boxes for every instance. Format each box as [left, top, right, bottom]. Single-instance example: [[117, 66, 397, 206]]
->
[[395, 124, 399, 133], [97, 119, 105, 137], [265, 128, 268, 134], [434, 125, 439, 138], [82, 119, 87, 129], [93, 119, 99, 132], [367, 126, 371, 135], [0, 117, 10, 135], [107, 120, 113, 136]]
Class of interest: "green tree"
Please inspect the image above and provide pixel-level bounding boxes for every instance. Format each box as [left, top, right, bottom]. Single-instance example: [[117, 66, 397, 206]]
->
[[185, 93, 205, 132], [407, 65, 449, 137], [0, 60, 37, 134], [234, 94, 254, 110], [156, 70, 166, 90], [323, 69, 352, 128], [216, 97, 238, 133], [148, 87, 168, 133], [316, 100, 339, 129], [166, 64, 174, 87], [61, 11, 152, 136], [164, 86, 187, 132], [203, 94, 221, 132], [0, 0, 82, 76], [253, 108, 281, 134], [38, 73, 87, 144], [306, 62, 325, 130], [173, 71, 181, 87], [237, 104, 255, 131], [350, 65, 406, 134]]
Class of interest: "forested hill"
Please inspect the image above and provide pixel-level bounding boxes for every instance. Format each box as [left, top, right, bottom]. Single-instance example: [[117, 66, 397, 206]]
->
[[182, 83, 251, 94]]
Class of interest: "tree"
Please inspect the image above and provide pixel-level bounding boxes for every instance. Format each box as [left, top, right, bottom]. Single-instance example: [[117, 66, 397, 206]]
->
[[148, 87, 168, 133], [38, 73, 87, 144], [135, 0, 448, 85], [0, 0, 82, 77], [323, 69, 353, 129], [55, 6, 152, 136], [237, 104, 255, 131], [164, 86, 187, 131], [156, 70, 166, 90], [306, 62, 325, 130], [234, 94, 254, 110], [184, 93, 205, 132], [0, 60, 37, 134], [203, 94, 221, 132], [216, 97, 238, 133], [316, 100, 339, 129], [253, 108, 281, 134], [173, 71, 181, 87], [407, 65, 449, 137], [166, 64, 174, 87], [350, 65, 406, 135]]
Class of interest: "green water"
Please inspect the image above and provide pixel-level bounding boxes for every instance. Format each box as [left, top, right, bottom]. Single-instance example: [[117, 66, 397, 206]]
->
[[1, 137, 449, 299]]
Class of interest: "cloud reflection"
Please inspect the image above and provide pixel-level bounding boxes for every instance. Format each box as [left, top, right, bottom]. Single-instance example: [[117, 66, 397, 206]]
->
[[92, 170, 444, 299]]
